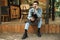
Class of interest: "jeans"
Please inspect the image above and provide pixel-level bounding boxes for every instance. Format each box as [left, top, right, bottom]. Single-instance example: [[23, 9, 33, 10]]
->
[[25, 18, 42, 30]]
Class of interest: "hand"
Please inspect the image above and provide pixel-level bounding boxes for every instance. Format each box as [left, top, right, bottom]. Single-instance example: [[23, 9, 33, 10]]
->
[[36, 6, 39, 9], [30, 17, 35, 21]]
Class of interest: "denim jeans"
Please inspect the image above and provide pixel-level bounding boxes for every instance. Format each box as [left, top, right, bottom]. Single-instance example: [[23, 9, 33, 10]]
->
[[24, 18, 42, 30]]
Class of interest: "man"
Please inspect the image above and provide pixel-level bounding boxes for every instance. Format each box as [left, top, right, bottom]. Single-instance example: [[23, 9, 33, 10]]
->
[[22, 1, 42, 39]]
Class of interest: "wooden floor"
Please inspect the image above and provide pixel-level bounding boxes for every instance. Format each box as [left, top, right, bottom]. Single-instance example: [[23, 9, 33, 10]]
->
[[0, 17, 60, 34], [0, 33, 60, 40]]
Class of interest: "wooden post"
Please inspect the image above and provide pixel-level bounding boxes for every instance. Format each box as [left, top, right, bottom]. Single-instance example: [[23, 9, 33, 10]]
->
[[49, 0, 51, 18], [45, 0, 49, 24], [19, 0, 21, 18], [0, 1, 1, 24], [51, 0, 55, 21]]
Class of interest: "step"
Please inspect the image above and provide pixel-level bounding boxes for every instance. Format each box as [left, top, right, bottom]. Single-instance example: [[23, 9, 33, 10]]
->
[[0, 24, 60, 34]]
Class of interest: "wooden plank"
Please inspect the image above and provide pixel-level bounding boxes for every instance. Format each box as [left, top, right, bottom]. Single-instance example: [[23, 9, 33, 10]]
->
[[49, 24, 52, 33], [14, 24, 17, 33], [45, 24, 49, 33], [14, 24, 20, 33], [20, 24, 25, 33], [52, 24, 56, 33], [55, 24, 60, 34], [17, 24, 20, 33], [7, 25, 12, 33], [40, 25, 45, 33], [11, 25, 15, 33], [59, 25, 60, 33], [0, 25, 2, 32], [2, 24, 8, 32]]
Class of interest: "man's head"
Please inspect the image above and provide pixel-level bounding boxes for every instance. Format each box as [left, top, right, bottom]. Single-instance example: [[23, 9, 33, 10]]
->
[[33, 1, 39, 9]]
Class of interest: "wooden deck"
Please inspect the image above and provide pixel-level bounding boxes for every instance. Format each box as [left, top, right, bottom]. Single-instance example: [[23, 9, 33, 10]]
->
[[0, 23, 60, 34], [0, 18, 60, 34]]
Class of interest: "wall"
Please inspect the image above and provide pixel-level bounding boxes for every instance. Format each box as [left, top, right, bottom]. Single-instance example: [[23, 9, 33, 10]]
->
[[1, 0, 8, 6]]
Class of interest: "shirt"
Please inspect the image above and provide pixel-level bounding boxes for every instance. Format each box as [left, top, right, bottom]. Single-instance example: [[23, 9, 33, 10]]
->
[[27, 7, 42, 20]]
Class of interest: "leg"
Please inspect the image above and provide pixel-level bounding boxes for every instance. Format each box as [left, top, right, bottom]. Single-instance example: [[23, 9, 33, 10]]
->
[[38, 19, 42, 28], [25, 22, 30, 30], [22, 22, 30, 39], [37, 19, 42, 37]]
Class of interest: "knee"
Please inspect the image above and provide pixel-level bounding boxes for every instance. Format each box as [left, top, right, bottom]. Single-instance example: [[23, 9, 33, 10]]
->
[[25, 22, 30, 25], [38, 20, 42, 24]]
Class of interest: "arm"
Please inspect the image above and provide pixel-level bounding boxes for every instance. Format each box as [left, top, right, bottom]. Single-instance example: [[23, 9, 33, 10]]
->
[[36, 8, 42, 18], [27, 8, 35, 21], [27, 8, 32, 20]]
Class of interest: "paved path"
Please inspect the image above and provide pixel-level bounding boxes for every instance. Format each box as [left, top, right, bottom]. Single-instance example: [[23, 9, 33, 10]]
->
[[0, 33, 60, 40]]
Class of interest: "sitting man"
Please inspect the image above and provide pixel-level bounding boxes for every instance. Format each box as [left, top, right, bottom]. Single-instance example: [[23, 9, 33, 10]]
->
[[22, 1, 43, 39]]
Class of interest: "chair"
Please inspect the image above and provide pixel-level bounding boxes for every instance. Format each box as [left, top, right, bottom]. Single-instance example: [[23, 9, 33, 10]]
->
[[20, 4, 30, 22], [1, 6, 9, 22]]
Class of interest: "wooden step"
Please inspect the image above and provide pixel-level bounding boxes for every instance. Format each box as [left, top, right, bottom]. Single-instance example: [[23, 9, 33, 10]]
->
[[0, 24, 60, 34]]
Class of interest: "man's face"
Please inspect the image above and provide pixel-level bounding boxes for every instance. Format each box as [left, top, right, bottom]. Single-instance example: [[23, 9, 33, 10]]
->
[[33, 3, 38, 8]]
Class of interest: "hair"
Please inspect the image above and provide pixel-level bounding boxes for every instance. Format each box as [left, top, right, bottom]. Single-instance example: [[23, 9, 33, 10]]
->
[[33, 1, 39, 5]]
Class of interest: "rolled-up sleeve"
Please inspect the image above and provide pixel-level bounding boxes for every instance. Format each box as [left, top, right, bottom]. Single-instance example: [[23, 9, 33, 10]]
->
[[36, 8, 42, 18], [27, 8, 33, 20]]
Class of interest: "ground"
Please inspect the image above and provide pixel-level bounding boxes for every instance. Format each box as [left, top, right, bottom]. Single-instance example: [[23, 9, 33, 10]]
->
[[0, 33, 60, 40]]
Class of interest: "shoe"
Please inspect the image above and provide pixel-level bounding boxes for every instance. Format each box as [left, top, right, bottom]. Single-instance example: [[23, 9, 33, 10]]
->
[[22, 33, 28, 39], [37, 32, 41, 37]]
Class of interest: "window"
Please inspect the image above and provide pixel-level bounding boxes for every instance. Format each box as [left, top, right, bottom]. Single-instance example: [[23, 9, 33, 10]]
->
[[55, 0, 60, 17], [9, 0, 20, 5]]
